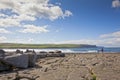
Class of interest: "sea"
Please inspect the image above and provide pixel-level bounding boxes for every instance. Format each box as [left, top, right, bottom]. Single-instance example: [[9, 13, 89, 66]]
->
[[3, 47, 120, 53]]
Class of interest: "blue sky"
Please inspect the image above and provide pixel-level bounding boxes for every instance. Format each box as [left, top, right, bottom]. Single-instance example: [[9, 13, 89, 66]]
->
[[0, 0, 120, 47]]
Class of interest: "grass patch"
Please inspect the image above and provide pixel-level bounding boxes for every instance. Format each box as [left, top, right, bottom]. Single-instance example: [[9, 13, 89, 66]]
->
[[87, 67, 97, 80], [91, 74, 97, 80]]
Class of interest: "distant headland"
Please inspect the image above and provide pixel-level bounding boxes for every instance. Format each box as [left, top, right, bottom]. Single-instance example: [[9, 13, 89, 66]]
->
[[0, 43, 97, 49]]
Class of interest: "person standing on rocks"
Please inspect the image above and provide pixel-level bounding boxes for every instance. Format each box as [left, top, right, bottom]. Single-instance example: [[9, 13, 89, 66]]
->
[[101, 48, 104, 53]]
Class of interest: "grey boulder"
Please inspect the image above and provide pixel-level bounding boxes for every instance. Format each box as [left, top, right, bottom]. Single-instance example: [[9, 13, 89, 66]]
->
[[5, 54, 29, 68]]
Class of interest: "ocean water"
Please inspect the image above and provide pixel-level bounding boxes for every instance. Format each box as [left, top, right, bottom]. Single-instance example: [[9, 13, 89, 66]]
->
[[3, 47, 120, 53]]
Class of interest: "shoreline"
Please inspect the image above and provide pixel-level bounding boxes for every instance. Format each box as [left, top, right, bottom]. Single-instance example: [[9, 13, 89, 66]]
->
[[2, 48, 120, 53]]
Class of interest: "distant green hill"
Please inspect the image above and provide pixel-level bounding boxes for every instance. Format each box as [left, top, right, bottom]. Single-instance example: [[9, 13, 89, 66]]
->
[[0, 43, 97, 49]]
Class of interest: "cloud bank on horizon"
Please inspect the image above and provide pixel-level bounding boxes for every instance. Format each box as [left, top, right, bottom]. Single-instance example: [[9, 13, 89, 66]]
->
[[0, 0, 120, 47], [54, 31, 120, 47]]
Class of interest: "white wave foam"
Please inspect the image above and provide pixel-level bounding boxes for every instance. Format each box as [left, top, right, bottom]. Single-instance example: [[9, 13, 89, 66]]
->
[[87, 50, 98, 53], [3, 49, 98, 53]]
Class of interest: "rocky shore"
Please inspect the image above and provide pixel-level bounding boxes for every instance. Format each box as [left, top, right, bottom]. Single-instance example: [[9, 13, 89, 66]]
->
[[0, 53, 120, 80]]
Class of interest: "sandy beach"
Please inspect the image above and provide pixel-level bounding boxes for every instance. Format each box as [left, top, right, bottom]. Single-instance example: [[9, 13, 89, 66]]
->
[[0, 53, 120, 80]]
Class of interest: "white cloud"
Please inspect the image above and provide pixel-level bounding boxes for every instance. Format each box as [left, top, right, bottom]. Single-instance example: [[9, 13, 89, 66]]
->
[[0, 0, 72, 27], [53, 38, 120, 47], [112, 0, 120, 8], [99, 31, 120, 46], [53, 39, 107, 46], [100, 31, 120, 38], [56, 2, 61, 5], [28, 38, 34, 42], [0, 17, 21, 27], [53, 30, 120, 47], [0, 36, 7, 42], [6, 38, 35, 43], [64, 10, 73, 18], [0, 13, 8, 18], [19, 25, 49, 33], [0, 28, 11, 33]]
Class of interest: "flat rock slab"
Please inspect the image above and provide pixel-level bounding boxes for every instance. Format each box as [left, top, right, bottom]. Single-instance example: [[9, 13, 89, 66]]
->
[[25, 52, 37, 67], [5, 54, 29, 68]]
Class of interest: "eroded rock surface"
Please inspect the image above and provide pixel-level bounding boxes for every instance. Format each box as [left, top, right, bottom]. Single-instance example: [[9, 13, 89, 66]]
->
[[0, 53, 120, 80]]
